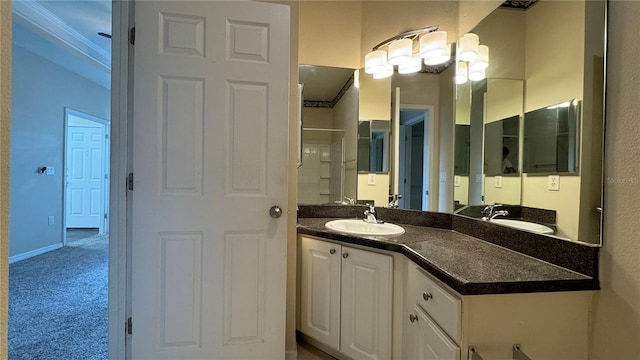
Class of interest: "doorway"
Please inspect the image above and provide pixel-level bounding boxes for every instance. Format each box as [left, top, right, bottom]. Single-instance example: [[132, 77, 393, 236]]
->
[[64, 108, 110, 242], [398, 107, 435, 211]]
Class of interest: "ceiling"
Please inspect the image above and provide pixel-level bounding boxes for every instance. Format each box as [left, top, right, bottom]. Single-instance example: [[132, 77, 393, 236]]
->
[[12, 0, 112, 89], [299, 65, 355, 103]]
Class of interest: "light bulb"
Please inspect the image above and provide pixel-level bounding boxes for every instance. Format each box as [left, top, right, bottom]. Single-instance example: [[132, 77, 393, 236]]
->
[[458, 33, 480, 62], [387, 38, 413, 66], [365, 50, 388, 74], [420, 31, 450, 65], [455, 62, 468, 84]]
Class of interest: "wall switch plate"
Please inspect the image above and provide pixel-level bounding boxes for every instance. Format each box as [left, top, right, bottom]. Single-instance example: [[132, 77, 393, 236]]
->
[[48, 216, 54, 226], [440, 172, 447, 182], [495, 176, 503, 188], [367, 173, 376, 186], [475, 174, 483, 183], [46, 166, 55, 175], [548, 175, 560, 191], [454, 175, 461, 187]]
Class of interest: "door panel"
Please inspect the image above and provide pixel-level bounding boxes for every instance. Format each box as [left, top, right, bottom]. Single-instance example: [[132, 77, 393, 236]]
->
[[66, 125, 104, 228], [340, 247, 392, 360], [299, 237, 341, 351], [131, 1, 290, 358]]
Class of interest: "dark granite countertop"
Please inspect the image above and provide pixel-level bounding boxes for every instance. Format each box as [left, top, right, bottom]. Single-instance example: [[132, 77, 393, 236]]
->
[[297, 217, 599, 296]]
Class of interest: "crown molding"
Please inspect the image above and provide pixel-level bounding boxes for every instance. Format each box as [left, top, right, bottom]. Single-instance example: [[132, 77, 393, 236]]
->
[[12, 0, 110, 71]]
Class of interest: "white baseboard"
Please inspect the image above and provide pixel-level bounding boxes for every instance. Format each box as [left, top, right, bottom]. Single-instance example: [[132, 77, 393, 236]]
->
[[9, 242, 63, 264]]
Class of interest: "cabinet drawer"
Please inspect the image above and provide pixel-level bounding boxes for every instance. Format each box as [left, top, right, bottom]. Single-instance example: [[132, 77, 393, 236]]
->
[[407, 262, 461, 343], [413, 305, 460, 360]]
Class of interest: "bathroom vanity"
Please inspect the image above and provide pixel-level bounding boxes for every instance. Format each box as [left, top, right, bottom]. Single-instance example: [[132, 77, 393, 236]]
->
[[296, 205, 599, 360]]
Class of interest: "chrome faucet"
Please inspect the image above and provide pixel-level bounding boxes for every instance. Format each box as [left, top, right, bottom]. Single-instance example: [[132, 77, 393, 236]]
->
[[363, 203, 383, 223], [489, 210, 509, 220], [481, 204, 508, 221], [388, 194, 403, 208], [343, 196, 355, 205]]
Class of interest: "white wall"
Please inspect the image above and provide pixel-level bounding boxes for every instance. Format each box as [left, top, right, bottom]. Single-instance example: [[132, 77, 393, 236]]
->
[[9, 45, 110, 260]]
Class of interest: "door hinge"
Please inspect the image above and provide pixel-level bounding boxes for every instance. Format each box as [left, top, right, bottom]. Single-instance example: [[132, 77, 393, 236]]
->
[[127, 173, 134, 191], [129, 27, 136, 45], [127, 317, 133, 335]]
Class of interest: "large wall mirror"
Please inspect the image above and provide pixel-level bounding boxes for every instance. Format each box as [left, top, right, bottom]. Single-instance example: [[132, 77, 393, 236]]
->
[[298, 0, 605, 246], [453, 0, 605, 245], [297, 65, 358, 205]]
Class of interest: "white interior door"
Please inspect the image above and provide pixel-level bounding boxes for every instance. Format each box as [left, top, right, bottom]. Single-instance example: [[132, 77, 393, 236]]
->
[[131, 1, 290, 359], [65, 117, 105, 230]]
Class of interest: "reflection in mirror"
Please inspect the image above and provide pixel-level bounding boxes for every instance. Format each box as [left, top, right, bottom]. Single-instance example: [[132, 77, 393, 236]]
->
[[484, 116, 520, 176], [357, 120, 390, 173], [453, 0, 605, 245], [523, 100, 580, 174], [297, 65, 359, 205]]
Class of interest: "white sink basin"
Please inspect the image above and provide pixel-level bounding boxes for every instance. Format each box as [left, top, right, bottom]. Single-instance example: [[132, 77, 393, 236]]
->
[[325, 219, 405, 237], [490, 219, 555, 235]]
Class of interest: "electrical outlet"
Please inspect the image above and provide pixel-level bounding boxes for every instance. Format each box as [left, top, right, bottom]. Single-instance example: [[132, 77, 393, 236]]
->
[[494, 176, 503, 188], [548, 175, 560, 191], [367, 173, 376, 186], [48, 216, 55, 226], [454, 175, 461, 187]]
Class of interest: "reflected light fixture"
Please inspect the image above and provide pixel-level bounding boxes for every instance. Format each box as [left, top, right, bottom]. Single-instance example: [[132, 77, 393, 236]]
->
[[364, 25, 451, 79], [456, 33, 489, 83], [455, 61, 468, 84]]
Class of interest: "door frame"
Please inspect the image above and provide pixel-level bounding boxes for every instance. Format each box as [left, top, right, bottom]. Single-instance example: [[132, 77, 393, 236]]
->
[[108, 0, 132, 358], [398, 104, 436, 211], [63, 107, 110, 242]]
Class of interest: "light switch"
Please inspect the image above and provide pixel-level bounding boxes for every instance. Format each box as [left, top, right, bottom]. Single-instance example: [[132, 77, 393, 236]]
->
[[46, 166, 55, 175], [454, 175, 461, 187], [548, 175, 560, 191], [440, 172, 447, 182], [475, 174, 483, 183], [367, 173, 376, 186], [494, 176, 503, 188]]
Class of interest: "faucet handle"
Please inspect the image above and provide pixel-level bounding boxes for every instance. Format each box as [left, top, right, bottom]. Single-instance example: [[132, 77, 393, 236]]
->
[[366, 203, 376, 213]]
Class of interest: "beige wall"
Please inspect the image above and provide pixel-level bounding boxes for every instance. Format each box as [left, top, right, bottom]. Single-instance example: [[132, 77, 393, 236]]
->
[[358, 70, 391, 120], [591, 1, 640, 358], [524, 0, 584, 112], [357, 173, 389, 206], [0, 1, 10, 356], [484, 176, 521, 207], [298, 1, 362, 68], [457, 0, 502, 37]]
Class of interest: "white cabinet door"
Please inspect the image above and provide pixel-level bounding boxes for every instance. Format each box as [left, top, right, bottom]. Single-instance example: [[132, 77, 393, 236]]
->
[[299, 236, 342, 351], [340, 246, 393, 360], [408, 305, 460, 360]]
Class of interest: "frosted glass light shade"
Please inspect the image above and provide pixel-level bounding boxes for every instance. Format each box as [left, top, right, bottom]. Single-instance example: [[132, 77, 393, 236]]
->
[[373, 64, 394, 79], [387, 38, 413, 66], [469, 67, 486, 82], [458, 33, 480, 62], [470, 45, 489, 72], [398, 53, 422, 74], [455, 61, 468, 84], [365, 50, 388, 74], [419, 31, 450, 65]]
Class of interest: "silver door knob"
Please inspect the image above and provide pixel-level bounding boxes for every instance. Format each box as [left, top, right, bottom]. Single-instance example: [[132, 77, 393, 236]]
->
[[342, 252, 349, 259], [423, 292, 433, 301], [269, 206, 282, 218], [409, 314, 419, 323], [329, 248, 336, 255]]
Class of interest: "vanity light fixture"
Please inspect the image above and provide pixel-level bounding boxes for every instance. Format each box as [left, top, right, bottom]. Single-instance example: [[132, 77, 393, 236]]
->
[[364, 25, 450, 78]]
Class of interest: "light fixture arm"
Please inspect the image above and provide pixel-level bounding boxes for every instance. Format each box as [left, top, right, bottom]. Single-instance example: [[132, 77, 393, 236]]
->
[[371, 25, 439, 51]]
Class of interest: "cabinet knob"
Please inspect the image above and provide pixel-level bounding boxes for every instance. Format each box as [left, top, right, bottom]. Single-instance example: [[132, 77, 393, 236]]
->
[[342, 252, 349, 259], [409, 314, 419, 323], [423, 292, 433, 301], [329, 248, 336, 255]]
